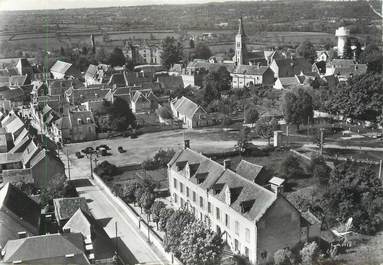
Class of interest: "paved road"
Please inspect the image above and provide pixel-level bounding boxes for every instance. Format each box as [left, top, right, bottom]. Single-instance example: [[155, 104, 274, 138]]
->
[[303, 143, 383, 152], [74, 179, 171, 265]]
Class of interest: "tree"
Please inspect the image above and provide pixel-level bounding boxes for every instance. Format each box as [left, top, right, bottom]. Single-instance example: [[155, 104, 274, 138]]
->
[[279, 154, 304, 179], [189, 39, 195, 49], [121, 182, 139, 203], [296, 40, 316, 63], [134, 185, 144, 208], [164, 210, 195, 257], [161, 37, 183, 69], [179, 220, 224, 265], [254, 117, 278, 145], [325, 73, 383, 122], [194, 42, 212, 60], [310, 156, 331, 186], [244, 105, 259, 124], [282, 88, 313, 130], [323, 162, 383, 234], [40, 173, 67, 206], [273, 248, 294, 265], [142, 149, 176, 170], [360, 44, 383, 73], [95, 47, 107, 64], [108, 47, 126, 67], [300, 242, 319, 265], [157, 105, 173, 120], [235, 127, 251, 154], [150, 201, 166, 229], [105, 97, 136, 131], [139, 190, 155, 217], [158, 207, 174, 231]]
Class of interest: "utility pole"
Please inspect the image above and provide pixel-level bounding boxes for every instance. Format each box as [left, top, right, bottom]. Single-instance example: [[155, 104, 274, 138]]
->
[[66, 149, 71, 181], [115, 222, 118, 256], [89, 153, 93, 179], [320, 128, 324, 155]]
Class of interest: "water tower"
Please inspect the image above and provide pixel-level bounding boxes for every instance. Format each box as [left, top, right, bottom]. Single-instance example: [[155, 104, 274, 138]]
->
[[335, 27, 350, 58]]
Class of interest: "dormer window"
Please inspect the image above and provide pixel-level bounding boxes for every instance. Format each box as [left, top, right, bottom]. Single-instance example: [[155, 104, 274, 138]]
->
[[212, 183, 224, 195], [240, 200, 255, 213], [195, 173, 208, 184], [77, 118, 82, 125], [87, 117, 91, 123]]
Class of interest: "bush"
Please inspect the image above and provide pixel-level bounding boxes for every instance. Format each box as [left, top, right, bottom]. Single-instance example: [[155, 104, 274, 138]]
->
[[274, 248, 294, 265], [300, 241, 319, 265], [310, 156, 331, 185], [94, 161, 119, 179], [141, 149, 176, 170], [279, 154, 305, 179]]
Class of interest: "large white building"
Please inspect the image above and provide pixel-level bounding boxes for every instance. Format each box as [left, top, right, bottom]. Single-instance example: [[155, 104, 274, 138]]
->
[[167, 141, 311, 264]]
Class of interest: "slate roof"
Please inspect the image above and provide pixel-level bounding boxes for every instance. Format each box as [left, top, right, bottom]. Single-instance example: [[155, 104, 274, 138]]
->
[[5, 116, 25, 135], [0, 183, 40, 246], [0, 152, 23, 164], [67, 87, 110, 105], [172, 96, 205, 119], [54, 115, 71, 130], [69, 111, 95, 127], [157, 75, 184, 90], [124, 71, 153, 86], [63, 209, 115, 260], [131, 89, 158, 104], [9, 75, 28, 86], [53, 197, 91, 222], [272, 58, 312, 77], [10, 131, 30, 154], [278, 77, 301, 88], [235, 160, 265, 183], [186, 60, 235, 73], [169, 148, 277, 222], [107, 73, 126, 87], [2, 168, 34, 184], [2, 233, 89, 264], [21, 140, 39, 167], [233, 65, 270, 75], [0, 87, 25, 101], [30, 149, 63, 169]]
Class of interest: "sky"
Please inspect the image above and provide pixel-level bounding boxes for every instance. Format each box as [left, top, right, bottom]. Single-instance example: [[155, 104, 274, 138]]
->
[[0, 0, 258, 11]]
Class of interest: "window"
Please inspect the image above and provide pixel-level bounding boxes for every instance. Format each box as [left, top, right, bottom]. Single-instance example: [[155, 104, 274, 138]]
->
[[199, 196, 204, 208], [216, 207, 220, 220], [235, 221, 239, 235], [208, 202, 211, 213], [245, 228, 250, 242], [173, 178, 177, 189], [225, 214, 230, 228], [174, 193, 178, 203], [245, 247, 249, 257], [191, 206, 195, 215], [234, 239, 239, 251], [180, 182, 184, 193], [186, 187, 190, 198], [200, 212, 203, 220], [193, 191, 196, 202]]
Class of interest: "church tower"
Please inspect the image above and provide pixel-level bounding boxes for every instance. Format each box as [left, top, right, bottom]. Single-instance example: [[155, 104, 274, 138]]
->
[[234, 17, 248, 65]]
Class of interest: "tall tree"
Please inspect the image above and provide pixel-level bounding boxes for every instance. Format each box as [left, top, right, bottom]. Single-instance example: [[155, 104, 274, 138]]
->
[[150, 201, 166, 229], [194, 42, 212, 60], [360, 44, 383, 73], [109, 47, 126, 67], [161, 37, 184, 69], [325, 73, 383, 122], [323, 162, 383, 235], [179, 220, 224, 265], [105, 97, 136, 131], [244, 105, 259, 124], [282, 88, 313, 130], [296, 40, 316, 63], [254, 117, 278, 145]]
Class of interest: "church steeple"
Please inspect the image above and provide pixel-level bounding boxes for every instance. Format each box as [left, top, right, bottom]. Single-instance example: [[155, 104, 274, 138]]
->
[[234, 17, 248, 66]]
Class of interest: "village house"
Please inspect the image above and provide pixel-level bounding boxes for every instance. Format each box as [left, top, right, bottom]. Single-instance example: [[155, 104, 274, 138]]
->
[[170, 96, 212, 128], [16, 58, 33, 77], [269, 58, 312, 78], [0, 183, 41, 247], [126, 41, 163, 65], [325, 59, 367, 82], [231, 65, 275, 89], [1, 233, 91, 265], [168, 143, 308, 264], [50, 60, 81, 80], [52, 110, 96, 143], [130, 89, 159, 114], [9, 74, 29, 86], [53, 197, 91, 227], [65, 87, 110, 106], [84, 64, 113, 86]]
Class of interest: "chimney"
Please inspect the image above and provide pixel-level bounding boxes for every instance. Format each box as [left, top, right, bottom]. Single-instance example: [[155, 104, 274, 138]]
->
[[63, 227, 71, 234], [184, 139, 190, 149], [223, 159, 231, 169], [18, 231, 27, 239], [268, 177, 285, 194]]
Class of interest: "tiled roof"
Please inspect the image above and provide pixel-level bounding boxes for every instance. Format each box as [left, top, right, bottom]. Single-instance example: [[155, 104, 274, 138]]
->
[[2, 168, 33, 184], [9, 75, 28, 86], [2, 233, 89, 264], [235, 160, 265, 183], [172, 96, 205, 119], [157, 75, 184, 90], [0, 182, 40, 231], [233, 65, 270, 75], [53, 197, 90, 222], [50, 60, 73, 74]]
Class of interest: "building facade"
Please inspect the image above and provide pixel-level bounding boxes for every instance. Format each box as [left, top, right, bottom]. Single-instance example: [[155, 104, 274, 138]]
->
[[168, 145, 302, 264]]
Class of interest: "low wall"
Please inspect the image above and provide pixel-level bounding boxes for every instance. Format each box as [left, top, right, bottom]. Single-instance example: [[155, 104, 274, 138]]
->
[[92, 172, 183, 265]]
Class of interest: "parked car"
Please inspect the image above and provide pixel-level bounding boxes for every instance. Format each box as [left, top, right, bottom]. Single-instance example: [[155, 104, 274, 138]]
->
[[98, 148, 108, 156], [97, 144, 110, 151], [81, 147, 95, 155], [118, 146, 126, 153], [75, 152, 84, 159]]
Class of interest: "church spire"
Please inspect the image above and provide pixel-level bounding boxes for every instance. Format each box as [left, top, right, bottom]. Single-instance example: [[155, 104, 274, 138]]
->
[[238, 17, 245, 36]]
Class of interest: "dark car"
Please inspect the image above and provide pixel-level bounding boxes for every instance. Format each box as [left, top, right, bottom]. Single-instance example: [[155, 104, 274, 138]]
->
[[98, 148, 108, 156], [75, 152, 84, 159], [118, 146, 126, 153], [81, 147, 95, 155]]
